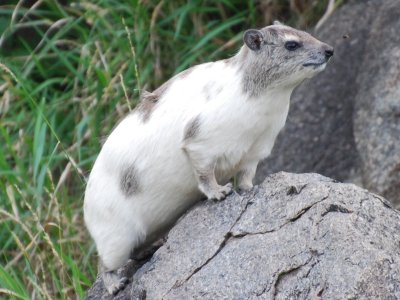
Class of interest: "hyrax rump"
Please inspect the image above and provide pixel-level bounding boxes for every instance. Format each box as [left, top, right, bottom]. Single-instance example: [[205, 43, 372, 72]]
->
[[84, 21, 333, 294]]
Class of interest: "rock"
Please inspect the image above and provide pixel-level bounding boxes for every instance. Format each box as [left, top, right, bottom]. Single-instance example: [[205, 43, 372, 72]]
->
[[255, 0, 400, 208], [353, 0, 400, 206], [85, 172, 400, 299]]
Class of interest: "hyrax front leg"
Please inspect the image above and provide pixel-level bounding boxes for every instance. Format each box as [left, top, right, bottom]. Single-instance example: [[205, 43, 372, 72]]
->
[[182, 115, 233, 200], [195, 160, 233, 201], [236, 160, 258, 191]]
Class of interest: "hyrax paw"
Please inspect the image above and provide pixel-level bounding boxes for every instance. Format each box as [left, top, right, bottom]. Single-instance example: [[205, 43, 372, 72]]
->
[[237, 183, 253, 194], [207, 183, 233, 201], [109, 276, 128, 295], [103, 271, 129, 295]]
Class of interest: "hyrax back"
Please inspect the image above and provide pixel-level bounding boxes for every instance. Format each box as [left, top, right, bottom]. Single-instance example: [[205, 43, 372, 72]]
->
[[84, 22, 333, 294]]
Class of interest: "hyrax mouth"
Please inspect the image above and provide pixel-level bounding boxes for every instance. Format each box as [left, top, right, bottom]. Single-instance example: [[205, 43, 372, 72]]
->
[[302, 61, 326, 67], [303, 45, 334, 68]]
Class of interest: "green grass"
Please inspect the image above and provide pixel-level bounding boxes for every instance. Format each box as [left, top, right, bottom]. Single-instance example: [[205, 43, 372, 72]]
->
[[0, 0, 340, 299]]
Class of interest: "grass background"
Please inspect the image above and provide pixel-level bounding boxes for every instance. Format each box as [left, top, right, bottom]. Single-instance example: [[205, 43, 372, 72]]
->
[[0, 0, 344, 299]]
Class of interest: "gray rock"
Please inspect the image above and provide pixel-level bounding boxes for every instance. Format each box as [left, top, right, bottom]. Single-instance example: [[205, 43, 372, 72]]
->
[[255, 0, 400, 207], [353, 0, 400, 206], [85, 172, 400, 299]]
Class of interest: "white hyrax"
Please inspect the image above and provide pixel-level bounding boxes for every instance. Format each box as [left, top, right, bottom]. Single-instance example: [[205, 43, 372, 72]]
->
[[84, 21, 333, 294]]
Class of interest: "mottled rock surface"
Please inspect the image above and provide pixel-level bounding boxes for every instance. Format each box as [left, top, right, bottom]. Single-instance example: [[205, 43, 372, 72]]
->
[[256, 0, 400, 207], [85, 172, 400, 299], [352, 0, 400, 206]]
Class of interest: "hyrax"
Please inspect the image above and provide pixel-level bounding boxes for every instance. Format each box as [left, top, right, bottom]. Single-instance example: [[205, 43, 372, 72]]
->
[[84, 21, 333, 294]]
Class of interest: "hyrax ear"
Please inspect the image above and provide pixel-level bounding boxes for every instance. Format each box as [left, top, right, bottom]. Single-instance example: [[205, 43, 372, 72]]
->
[[273, 20, 284, 26], [244, 29, 264, 51]]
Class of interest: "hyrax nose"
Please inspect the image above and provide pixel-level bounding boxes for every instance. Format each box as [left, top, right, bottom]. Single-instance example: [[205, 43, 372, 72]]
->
[[323, 45, 334, 59]]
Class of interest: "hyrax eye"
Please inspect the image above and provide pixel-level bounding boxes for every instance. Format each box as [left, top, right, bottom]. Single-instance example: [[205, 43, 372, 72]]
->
[[284, 41, 301, 51]]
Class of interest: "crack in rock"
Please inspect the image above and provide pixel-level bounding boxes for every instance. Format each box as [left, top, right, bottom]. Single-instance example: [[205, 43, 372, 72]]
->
[[371, 194, 398, 212], [254, 250, 324, 297], [166, 194, 254, 295], [234, 194, 331, 238], [286, 184, 308, 195], [268, 256, 314, 299], [181, 231, 232, 284], [268, 252, 322, 299], [86, 171, 400, 300], [321, 203, 353, 217], [174, 189, 330, 297], [163, 186, 332, 298]]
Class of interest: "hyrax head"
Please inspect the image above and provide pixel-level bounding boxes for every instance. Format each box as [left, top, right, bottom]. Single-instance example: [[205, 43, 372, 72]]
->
[[243, 21, 333, 89]]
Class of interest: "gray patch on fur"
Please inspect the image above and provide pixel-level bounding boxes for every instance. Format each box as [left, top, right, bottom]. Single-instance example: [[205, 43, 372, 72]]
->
[[136, 90, 159, 122], [135, 67, 196, 122], [195, 164, 216, 194], [183, 115, 201, 141], [120, 164, 140, 197], [203, 88, 211, 101], [203, 82, 213, 101], [198, 174, 211, 190], [196, 162, 222, 197], [223, 57, 235, 65], [177, 66, 195, 79], [203, 82, 223, 101]]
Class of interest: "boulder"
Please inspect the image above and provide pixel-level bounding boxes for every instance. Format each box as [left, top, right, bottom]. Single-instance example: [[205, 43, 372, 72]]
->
[[255, 0, 400, 208], [85, 172, 400, 299], [352, 0, 400, 206]]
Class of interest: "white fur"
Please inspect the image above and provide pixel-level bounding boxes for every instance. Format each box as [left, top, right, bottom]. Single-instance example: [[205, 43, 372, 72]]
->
[[84, 47, 325, 273], [283, 34, 299, 42]]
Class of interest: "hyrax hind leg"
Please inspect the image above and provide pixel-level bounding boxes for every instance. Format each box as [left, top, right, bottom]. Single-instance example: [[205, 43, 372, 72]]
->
[[99, 235, 165, 295], [97, 227, 143, 295], [99, 248, 132, 295]]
